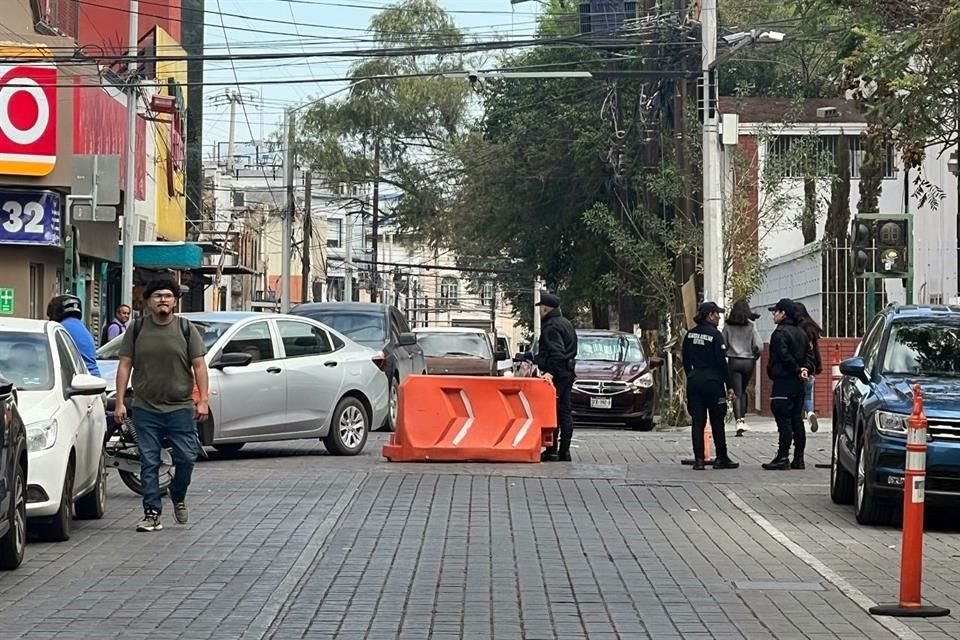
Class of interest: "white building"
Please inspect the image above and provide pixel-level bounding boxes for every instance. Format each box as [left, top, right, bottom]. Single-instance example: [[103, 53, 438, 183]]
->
[[719, 98, 960, 338]]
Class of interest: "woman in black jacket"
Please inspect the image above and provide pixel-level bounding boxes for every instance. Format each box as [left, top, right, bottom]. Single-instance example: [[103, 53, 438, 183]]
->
[[794, 302, 823, 433]]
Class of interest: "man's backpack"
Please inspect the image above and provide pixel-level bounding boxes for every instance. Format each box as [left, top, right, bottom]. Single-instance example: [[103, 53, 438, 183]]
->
[[130, 316, 192, 358]]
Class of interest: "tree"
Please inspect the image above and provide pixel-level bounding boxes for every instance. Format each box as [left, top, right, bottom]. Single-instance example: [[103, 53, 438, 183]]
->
[[296, 0, 473, 298]]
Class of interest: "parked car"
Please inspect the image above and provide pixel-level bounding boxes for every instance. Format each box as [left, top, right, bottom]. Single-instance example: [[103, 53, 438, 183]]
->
[[570, 330, 663, 431], [0, 319, 108, 542], [289, 303, 425, 431], [0, 375, 27, 569], [98, 312, 388, 456], [495, 332, 514, 376], [413, 327, 507, 376], [832, 304, 960, 525]]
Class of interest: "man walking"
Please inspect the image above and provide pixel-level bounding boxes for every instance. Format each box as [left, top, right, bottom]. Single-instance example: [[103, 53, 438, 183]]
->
[[113, 279, 208, 531], [682, 301, 739, 470], [763, 298, 813, 471], [101, 304, 131, 345], [536, 293, 578, 462]]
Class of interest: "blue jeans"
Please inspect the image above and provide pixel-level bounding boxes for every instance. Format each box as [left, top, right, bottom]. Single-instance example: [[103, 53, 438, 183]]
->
[[132, 407, 197, 514], [803, 377, 815, 414]]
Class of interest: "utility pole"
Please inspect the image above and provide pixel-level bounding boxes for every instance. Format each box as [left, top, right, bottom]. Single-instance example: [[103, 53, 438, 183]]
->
[[701, 0, 724, 307], [533, 278, 543, 343], [370, 139, 381, 303], [489, 281, 497, 333], [225, 89, 238, 175], [302, 170, 313, 303], [121, 0, 140, 308], [281, 108, 294, 313], [344, 211, 354, 302]]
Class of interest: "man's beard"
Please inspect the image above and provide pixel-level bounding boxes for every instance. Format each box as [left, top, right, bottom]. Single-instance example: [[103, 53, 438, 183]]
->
[[155, 306, 172, 317]]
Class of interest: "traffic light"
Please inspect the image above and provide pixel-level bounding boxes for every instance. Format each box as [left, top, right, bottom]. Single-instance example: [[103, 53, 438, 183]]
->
[[876, 219, 909, 275], [849, 215, 910, 277], [851, 217, 874, 275]]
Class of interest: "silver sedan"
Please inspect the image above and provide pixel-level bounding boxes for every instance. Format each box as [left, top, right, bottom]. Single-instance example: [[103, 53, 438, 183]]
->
[[97, 312, 388, 456]]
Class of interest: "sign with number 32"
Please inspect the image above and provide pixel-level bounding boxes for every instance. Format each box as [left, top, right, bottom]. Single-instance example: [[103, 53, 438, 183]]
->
[[0, 191, 61, 245]]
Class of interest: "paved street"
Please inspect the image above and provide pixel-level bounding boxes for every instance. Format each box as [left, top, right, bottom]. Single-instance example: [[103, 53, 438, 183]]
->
[[1, 421, 959, 640]]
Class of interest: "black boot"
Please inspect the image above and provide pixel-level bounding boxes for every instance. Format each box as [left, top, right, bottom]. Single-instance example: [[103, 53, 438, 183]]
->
[[558, 437, 572, 462], [762, 455, 790, 471], [693, 458, 706, 470], [541, 448, 558, 462], [791, 455, 806, 470], [714, 455, 740, 470]]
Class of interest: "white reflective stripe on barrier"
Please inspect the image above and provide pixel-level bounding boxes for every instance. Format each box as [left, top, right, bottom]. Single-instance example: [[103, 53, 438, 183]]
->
[[906, 450, 927, 473], [512, 391, 534, 448], [907, 428, 928, 446], [451, 390, 476, 446]]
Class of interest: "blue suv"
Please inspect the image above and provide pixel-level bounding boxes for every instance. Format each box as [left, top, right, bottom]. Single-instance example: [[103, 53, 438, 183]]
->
[[831, 305, 960, 525]]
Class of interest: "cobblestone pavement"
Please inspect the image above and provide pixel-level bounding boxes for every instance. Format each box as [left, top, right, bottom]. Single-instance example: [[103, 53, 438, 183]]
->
[[0, 421, 958, 640]]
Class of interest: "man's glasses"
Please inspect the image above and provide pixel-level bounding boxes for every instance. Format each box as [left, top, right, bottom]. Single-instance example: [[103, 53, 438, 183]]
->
[[151, 293, 176, 301]]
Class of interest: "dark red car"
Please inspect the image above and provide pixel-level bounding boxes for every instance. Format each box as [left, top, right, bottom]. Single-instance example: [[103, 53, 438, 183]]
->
[[571, 330, 663, 431]]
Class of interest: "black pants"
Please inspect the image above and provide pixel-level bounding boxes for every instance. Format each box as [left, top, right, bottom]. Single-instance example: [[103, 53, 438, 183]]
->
[[686, 377, 728, 460], [547, 375, 574, 454], [771, 384, 806, 459], [727, 358, 755, 420]]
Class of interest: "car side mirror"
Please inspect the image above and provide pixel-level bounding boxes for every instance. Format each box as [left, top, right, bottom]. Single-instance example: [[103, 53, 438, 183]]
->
[[839, 356, 870, 384], [648, 355, 665, 369], [397, 332, 418, 347], [494, 351, 509, 362], [212, 353, 253, 370], [68, 373, 108, 397]]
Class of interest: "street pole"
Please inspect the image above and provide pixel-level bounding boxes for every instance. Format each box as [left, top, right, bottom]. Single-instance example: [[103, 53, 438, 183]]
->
[[533, 278, 542, 343], [302, 170, 313, 303], [701, 0, 724, 307], [281, 108, 294, 313], [344, 211, 354, 302], [370, 138, 381, 303], [226, 90, 237, 175], [121, 0, 140, 309]]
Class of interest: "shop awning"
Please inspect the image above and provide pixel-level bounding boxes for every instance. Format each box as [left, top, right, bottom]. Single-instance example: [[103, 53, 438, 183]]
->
[[123, 242, 204, 270]]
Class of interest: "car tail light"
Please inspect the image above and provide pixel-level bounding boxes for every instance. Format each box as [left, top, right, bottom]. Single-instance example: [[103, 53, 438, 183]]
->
[[372, 352, 388, 371]]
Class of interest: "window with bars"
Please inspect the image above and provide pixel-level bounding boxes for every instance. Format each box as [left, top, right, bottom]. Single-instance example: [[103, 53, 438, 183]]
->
[[327, 218, 342, 248], [480, 281, 496, 308], [440, 277, 459, 308], [766, 135, 897, 179]]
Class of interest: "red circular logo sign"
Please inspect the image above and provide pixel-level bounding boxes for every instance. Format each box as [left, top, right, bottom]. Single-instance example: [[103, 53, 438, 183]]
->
[[0, 62, 57, 176]]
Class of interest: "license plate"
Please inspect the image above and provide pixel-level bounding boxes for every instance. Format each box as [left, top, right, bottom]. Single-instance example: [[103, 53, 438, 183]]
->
[[590, 397, 613, 409]]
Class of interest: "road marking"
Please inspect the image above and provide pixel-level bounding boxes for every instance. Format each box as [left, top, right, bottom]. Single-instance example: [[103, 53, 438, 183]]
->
[[725, 490, 924, 640], [246, 473, 366, 640]]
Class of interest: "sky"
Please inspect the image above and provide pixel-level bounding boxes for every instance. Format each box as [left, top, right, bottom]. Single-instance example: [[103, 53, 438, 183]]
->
[[201, 0, 547, 159]]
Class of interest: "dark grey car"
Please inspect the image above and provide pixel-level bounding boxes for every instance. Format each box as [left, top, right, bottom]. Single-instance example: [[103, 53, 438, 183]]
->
[[290, 302, 426, 431]]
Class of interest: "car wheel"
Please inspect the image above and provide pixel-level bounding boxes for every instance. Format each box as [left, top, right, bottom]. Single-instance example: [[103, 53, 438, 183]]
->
[[324, 397, 369, 456], [382, 377, 400, 433], [629, 418, 655, 432], [854, 432, 894, 526], [40, 461, 74, 542], [212, 443, 245, 454], [75, 452, 107, 520], [0, 461, 26, 570], [830, 418, 855, 505]]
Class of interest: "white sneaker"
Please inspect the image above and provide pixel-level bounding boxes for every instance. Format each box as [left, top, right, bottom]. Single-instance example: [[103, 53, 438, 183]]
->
[[808, 412, 819, 433], [735, 418, 747, 437]]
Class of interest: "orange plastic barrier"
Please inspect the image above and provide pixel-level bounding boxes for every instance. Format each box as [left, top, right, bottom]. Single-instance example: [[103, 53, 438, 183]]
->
[[382, 375, 557, 463]]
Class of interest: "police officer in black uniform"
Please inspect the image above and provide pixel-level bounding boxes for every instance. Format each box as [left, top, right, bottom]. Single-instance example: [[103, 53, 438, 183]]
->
[[536, 293, 578, 462], [682, 301, 739, 470]]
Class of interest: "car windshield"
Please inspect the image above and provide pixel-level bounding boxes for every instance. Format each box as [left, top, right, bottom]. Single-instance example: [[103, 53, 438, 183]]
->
[[0, 332, 54, 391], [96, 320, 233, 360], [302, 312, 387, 348], [418, 332, 492, 359], [577, 335, 645, 362], [883, 322, 960, 377]]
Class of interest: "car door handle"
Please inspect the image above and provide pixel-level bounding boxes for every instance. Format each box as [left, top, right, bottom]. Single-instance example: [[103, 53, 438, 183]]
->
[[324, 361, 338, 368], [266, 367, 282, 374]]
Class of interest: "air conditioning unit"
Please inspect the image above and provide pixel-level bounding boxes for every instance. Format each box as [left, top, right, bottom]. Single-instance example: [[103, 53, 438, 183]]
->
[[816, 106, 839, 119]]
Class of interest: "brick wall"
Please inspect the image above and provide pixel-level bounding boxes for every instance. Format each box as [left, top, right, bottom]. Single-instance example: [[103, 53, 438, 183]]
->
[[757, 338, 860, 417]]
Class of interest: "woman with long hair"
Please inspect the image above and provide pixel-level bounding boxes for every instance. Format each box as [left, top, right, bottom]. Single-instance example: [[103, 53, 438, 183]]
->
[[793, 302, 824, 433], [723, 299, 763, 437]]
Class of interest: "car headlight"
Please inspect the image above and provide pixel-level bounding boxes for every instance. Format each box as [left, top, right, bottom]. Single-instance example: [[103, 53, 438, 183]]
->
[[631, 372, 654, 391], [875, 411, 908, 436], [26, 419, 58, 452]]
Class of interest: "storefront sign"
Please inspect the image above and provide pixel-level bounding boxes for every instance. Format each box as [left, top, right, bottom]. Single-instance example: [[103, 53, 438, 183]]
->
[[0, 190, 61, 245], [0, 48, 58, 176]]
